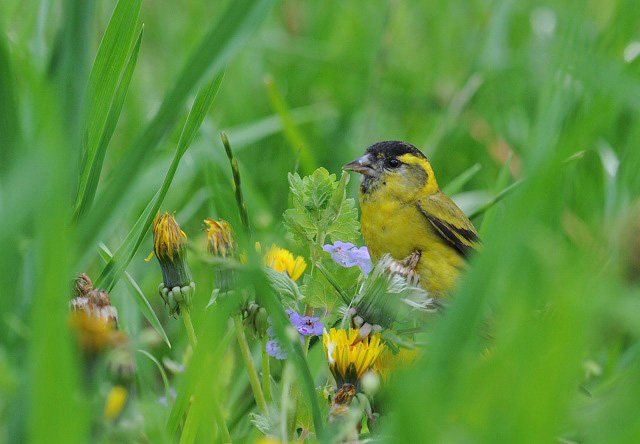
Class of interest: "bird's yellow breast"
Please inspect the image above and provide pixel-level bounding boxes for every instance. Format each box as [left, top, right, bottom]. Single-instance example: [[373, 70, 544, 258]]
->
[[360, 192, 465, 296]]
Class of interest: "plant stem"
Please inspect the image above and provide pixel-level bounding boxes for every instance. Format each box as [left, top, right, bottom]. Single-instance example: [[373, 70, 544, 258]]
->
[[261, 335, 272, 405], [181, 307, 198, 349], [288, 310, 313, 440], [233, 315, 268, 415], [212, 396, 232, 443], [280, 362, 294, 444]]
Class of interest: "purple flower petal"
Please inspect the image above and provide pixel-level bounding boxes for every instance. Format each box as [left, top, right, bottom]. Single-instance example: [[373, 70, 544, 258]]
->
[[266, 340, 287, 360], [286, 309, 302, 325], [293, 315, 324, 336], [323, 241, 372, 273]]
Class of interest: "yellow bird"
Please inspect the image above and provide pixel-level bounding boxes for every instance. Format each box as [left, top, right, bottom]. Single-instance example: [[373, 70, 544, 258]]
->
[[343, 141, 479, 297]]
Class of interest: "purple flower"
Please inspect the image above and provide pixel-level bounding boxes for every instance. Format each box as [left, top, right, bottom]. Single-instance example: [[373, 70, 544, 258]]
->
[[323, 241, 373, 276], [266, 340, 288, 360], [294, 316, 325, 336], [265, 310, 324, 360]]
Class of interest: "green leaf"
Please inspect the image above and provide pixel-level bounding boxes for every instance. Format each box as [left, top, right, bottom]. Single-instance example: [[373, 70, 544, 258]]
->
[[283, 207, 316, 245], [78, 0, 276, 249], [325, 197, 359, 243], [283, 167, 360, 245], [265, 268, 304, 304], [98, 243, 171, 348], [74, 0, 142, 218], [301, 268, 344, 312], [94, 72, 224, 293], [326, 171, 350, 223]]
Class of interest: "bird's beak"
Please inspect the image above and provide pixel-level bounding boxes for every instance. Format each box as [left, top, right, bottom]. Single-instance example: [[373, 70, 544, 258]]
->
[[343, 153, 376, 176]]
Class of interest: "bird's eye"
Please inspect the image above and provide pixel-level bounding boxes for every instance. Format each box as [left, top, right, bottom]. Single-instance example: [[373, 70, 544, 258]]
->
[[387, 158, 400, 168]]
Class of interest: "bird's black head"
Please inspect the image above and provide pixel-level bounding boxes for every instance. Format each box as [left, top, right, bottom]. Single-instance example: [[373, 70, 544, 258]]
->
[[364, 141, 427, 161], [343, 141, 432, 196]]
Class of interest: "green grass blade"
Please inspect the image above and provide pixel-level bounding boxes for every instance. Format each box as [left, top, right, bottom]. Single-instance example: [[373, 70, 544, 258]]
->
[[137, 349, 171, 401], [98, 242, 171, 348], [479, 153, 513, 233], [264, 74, 317, 174], [0, 24, 20, 175], [78, 0, 275, 248], [442, 163, 482, 196], [74, 23, 144, 220], [94, 72, 224, 293]]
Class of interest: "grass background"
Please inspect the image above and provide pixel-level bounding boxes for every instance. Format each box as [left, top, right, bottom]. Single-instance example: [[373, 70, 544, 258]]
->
[[2, 0, 640, 442]]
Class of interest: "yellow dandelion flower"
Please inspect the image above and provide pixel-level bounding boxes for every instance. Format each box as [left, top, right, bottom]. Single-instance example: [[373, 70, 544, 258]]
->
[[104, 385, 128, 420], [146, 212, 187, 261], [204, 218, 235, 257], [263, 245, 307, 281], [322, 328, 385, 386]]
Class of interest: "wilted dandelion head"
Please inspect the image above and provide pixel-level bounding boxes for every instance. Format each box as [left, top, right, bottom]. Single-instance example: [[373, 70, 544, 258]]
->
[[69, 311, 119, 352], [204, 218, 235, 257], [70, 287, 119, 326], [263, 245, 307, 281], [322, 328, 385, 387], [151, 212, 187, 260], [73, 272, 93, 298]]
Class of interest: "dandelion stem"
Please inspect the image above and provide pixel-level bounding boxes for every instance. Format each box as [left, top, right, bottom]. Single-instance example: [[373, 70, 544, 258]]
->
[[181, 307, 198, 349], [261, 335, 272, 404], [233, 315, 268, 415]]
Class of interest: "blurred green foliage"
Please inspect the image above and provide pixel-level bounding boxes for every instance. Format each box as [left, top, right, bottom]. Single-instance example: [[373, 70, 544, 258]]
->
[[2, 0, 640, 442]]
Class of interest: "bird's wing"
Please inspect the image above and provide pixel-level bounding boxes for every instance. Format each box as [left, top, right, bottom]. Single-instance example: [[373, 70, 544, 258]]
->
[[416, 192, 480, 256]]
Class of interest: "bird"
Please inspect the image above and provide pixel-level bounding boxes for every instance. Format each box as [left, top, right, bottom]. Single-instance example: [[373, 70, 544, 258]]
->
[[343, 140, 480, 297]]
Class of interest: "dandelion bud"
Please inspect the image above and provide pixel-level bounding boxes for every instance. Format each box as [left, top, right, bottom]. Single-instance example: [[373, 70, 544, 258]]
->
[[242, 301, 269, 338], [204, 218, 235, 257], [149, 212, 194, 315], [204, 218, 236, 293]]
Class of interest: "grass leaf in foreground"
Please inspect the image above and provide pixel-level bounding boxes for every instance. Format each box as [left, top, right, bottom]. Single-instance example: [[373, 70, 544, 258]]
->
[[74, 0, 142, 219], [78, 0, 276, 251]]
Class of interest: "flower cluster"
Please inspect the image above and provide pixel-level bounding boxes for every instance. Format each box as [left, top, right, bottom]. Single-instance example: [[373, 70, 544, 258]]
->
[[266, 309, 324, 360], [323, 241, 372, 276]]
